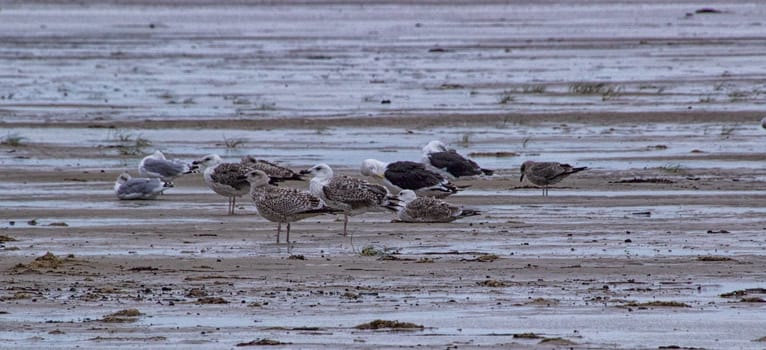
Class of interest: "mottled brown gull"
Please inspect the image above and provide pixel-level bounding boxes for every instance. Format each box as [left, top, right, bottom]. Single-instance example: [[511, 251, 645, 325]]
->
[[393, 190, 480, 223], [519, 160, 587, 196], [240, 155, 304, 183], [244, 170, 341, 245], [301, 163, 399, 236], [192, 154, 251, 215]]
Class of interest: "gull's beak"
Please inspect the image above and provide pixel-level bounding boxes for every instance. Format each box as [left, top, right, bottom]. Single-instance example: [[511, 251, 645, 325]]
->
[[519, 173, 525, 182], [299, 169, 312, 175]]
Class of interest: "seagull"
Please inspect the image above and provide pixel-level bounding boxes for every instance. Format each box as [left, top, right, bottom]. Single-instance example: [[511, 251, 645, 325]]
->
[[114, 172, 172, 200], [422, 140, 494, 178], [301, 163, 399, 236], [192, 154, 251, 215], [138, 150, 196, 185], [519, 160, 588, 196], [240, 155, 304, 184], [243, 170, 342, 245], [393, 190, 480, 223], [360, 159, 464, 198]]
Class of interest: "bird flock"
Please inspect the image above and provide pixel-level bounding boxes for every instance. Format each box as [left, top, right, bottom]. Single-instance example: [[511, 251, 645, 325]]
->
[[114, 141, 588, 245]]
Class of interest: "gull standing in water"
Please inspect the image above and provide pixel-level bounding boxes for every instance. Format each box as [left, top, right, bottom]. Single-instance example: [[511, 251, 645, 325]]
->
[[360, 159, 464, 198], [138, 150, 196, 185], [421, 140, 494, 178], [192, 154, 251, 215], [519, 160, 588, 196], [114, 172, 172, 200], [301, 163, 399, 236], [392, 190, 480, 223], [243, 170, 341, 245]]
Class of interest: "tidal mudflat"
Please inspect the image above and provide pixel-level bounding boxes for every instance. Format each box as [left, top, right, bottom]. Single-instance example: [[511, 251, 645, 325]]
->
[[2, 1, 766, 349]]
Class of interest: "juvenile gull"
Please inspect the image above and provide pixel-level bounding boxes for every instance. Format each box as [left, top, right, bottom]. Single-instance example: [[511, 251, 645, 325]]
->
[[393, 190, 480, 223], [240, 155, 304, 183], [114, 172, 171, 200], [520, 160, 588, 196], [301, 163, 399, 236], [138, 150, 195, 184], [243, 170, 341, 244], [360, 159, 464, 198], [192, 154, 251, 215], [422, 140, 494, 178]]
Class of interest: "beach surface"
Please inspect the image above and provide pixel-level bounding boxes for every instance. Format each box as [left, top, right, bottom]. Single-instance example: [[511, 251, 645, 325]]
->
[[1, 1, 766, 349]]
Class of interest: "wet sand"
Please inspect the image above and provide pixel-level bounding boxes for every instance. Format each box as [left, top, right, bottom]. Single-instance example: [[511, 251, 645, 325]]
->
[[2, 1, 766, 349]]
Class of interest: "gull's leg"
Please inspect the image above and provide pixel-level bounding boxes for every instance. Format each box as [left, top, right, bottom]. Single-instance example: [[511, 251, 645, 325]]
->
[[343, 214, 349, 236], [286, 223, 291, 245], [276, 223, 281, 244]]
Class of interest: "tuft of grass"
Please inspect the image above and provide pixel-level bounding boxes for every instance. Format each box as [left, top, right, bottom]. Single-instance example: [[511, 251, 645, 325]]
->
[[457, 133, 472, 146], [107, 129, 152, 156], [521, 84, 546, 94], [569, 82, 608, 94], [601, 85, 624, 101], [498, 92, 515, 104], [658, 163, 684, 174], [315, 126, 329, 135], [223, 136, 245, 149], [1, 133, 27, 147], [727, 90, 752, 101], [568, 82, 624, 100], [720, 126, 736, 137]]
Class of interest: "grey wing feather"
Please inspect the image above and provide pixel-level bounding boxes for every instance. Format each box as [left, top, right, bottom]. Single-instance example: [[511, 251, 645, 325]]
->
[[118, 178, 164, 198], [532, 162, 567, 180], [142, 158, 187, 177]]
